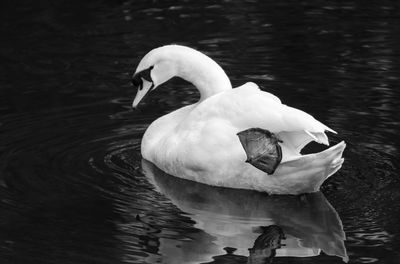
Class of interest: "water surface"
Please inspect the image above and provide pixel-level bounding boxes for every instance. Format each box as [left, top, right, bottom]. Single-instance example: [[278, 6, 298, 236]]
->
[[1, 1, 400, 263]]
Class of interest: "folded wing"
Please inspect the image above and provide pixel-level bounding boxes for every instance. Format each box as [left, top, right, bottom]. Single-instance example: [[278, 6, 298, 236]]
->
[[217, 82, 336, 161]]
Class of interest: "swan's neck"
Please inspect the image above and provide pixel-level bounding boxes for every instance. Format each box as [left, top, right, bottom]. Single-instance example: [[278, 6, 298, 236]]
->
[[172, 48, 232, 100]]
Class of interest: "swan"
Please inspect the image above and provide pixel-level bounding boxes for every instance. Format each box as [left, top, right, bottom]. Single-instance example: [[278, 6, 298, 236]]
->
[[131, 45, 346, 194]]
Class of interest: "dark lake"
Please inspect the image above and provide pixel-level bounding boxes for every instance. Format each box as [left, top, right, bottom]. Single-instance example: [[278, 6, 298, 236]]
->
[[1, 0, 399, 263]]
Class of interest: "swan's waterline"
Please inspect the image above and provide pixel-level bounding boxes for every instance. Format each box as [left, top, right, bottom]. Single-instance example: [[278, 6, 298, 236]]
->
[[142, 159, 349, 263]]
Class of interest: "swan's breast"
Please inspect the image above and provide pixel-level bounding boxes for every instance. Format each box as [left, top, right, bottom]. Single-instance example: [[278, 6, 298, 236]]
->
[[141, 105, 195, 161]]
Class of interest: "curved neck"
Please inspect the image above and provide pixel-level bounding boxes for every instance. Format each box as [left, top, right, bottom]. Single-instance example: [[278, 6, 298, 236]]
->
[[170, 47, 232, 100]]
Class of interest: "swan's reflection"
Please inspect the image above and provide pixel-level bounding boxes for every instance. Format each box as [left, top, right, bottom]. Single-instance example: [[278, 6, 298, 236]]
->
[[141, 159, 348, 263]]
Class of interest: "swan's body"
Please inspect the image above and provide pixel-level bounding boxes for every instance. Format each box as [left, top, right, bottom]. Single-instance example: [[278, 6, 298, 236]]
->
[[132, 45, 345, 194]]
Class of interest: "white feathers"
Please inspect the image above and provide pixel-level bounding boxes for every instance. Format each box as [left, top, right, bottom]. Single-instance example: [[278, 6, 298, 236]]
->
[[135, 45, 346, 194]]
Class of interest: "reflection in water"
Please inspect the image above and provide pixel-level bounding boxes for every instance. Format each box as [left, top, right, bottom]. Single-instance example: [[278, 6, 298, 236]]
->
[[141, 159, 348, 263]]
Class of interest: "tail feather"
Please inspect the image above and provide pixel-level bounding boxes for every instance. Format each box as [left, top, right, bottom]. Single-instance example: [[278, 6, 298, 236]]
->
[[305, 130, 329, 146], [273, 141, 346, 194], [278, 130, 330, 163]]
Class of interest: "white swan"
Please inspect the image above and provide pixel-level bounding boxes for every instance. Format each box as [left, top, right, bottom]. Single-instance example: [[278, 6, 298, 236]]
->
[[131, 45, 346, 194]]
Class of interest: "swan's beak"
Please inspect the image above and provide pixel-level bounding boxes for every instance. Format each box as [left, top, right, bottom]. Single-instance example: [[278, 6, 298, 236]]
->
[[132, 79, 154, 109]]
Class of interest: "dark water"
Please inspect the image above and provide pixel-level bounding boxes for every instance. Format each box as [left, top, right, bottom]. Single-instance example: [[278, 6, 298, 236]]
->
[[1, 0, 400, 263]]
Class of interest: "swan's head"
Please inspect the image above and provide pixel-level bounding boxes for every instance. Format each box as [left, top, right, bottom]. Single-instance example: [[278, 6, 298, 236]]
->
[[131, 46, 178, 108], [131, 45, 232, 108]]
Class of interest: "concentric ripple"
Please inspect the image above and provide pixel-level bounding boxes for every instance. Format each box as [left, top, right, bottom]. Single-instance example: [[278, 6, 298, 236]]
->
[[0, 99, 196, 264]]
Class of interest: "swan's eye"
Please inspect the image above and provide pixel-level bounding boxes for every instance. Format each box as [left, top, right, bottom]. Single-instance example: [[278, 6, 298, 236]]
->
[[131, 66, 154, 91], [140, 66, 154, 82], [133, 66, 154, 82]]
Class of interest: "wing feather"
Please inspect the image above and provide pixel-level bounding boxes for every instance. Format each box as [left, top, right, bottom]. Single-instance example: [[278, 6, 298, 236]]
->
[[186, 82, 336, 159], [210, 82, 336, 158], [216, 83, 335, 135]]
